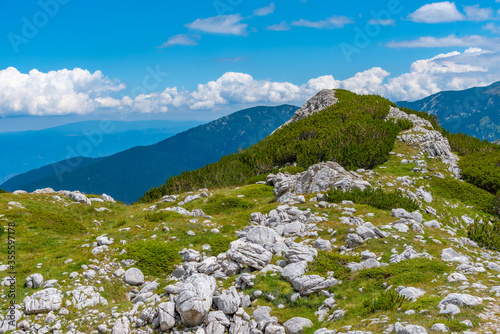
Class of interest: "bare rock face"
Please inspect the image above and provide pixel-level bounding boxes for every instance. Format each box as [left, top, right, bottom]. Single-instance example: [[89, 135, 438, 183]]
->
[[227, 240, 273, 270], [273, 89, 338, 133], [271, 161, 371, 203], [386, 107, 460, 178], [175, 274, 216, 327], [157, 302, 176, 331], [25, 273, 44, 289], [23, 288, 63, 315]]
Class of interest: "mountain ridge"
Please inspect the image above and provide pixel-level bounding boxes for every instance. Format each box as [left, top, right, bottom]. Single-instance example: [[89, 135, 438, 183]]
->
[[1, 105, 298, 203], [0, 120, 202, 184]]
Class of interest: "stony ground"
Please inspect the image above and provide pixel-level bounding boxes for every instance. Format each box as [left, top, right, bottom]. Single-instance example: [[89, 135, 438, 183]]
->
[[1, 107, 500, 334]]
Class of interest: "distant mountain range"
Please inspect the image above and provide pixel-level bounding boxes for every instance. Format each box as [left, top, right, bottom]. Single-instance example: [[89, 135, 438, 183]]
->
[[1, 105, 298, 203], [0, 120, 202, 184], [398, 81, 500, 142]]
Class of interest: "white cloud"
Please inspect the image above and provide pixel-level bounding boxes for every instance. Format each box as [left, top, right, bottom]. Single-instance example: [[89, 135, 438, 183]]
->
[[254, 3, 275, 16], [368, 19, 396, 26], [0, 67, 124, 116], [185, 14, 248, 35], [292, 16, 354, 29], [408, 2, 465, 23], [266, 21, 290, 31], [484, 22, 500, 34], [158, 34, 199, 48], [4, 48, 500, 115], [464, 5, 493, 21], [386, 34, 500, 48], [408, 2, 494, 23]]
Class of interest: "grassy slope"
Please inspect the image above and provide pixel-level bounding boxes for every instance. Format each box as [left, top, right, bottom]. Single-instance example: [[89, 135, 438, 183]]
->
[[1, 126, 499, 333]]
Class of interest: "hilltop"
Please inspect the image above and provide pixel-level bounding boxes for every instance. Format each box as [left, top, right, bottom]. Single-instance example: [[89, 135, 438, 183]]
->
[[1, 90, 500, 334]]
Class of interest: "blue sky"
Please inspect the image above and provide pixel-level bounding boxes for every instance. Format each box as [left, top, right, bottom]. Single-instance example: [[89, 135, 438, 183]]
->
[[1, 0, 500, 130]]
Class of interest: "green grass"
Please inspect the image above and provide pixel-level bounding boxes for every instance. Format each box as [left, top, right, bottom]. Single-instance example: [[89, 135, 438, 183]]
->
[[355, 258, 448, 286], [308, 251, 360, 280], [144, 210, 185, 222], [207, 235, 234, 256], [121, 240, 181, 277], [194, 194, 255, 215], [430, 177, 496, 215], [326, 187, 420, 212], [363, 289, 410, 313]]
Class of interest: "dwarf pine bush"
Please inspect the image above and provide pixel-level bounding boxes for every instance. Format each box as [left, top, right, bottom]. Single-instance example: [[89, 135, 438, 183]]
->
[[325, 187, 420, 212]]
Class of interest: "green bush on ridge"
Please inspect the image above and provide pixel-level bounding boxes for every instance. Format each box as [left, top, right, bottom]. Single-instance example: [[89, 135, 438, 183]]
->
[[139, 90, 412, 203], [325, 187, 420, 212]]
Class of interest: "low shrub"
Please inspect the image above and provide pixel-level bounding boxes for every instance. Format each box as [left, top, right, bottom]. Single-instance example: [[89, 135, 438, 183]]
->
[[430, 177, 496, 215], [0, 189, 6, 193], [459, 151, 500, 195], [468, 219, 500, 251], [200, 194, 254, 215], [363, 289, 409, 312], [123, 240, 181, 276], [357, 258, 448, 286], [308, 251, 360, 280], [139, 90, 411, 202], [325, 187, 419, 212], [208, 235, 234, 256]]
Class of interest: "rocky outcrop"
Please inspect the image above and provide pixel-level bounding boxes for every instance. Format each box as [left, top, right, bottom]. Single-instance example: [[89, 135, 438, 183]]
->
[[227, 240, 273, 270], [23, 288, 63, 315], [270, 161, 371, 203], [386, 107, 460, 178], [176, 274, 216, 326], [274, 90, 338, 133]]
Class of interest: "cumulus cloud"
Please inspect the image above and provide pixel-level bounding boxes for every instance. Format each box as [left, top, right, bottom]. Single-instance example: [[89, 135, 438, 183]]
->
[[484, 22, 500, 34], [292, 16, 354, 29], [408, 2, 493, 23], [158, 34, 199, 48], [408, 2, 465, 23], [254, 3, 275, 16], [185, 14, 248, 35], [4, 48, 500, 115], [464, 5, 493, 21], [386, 34, 500, 49], [126, 49, 500, 109], [0, 67, 124, 116], [266, 21, 290, 31]]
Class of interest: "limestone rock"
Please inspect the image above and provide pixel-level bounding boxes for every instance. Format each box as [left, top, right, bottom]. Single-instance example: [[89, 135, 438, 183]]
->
[[283, 317, 313, 334], [23, 288, 63, 315], [123, 268, 144, 286], [227, 240, 273, 270], [176, 274, 216, 327]]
